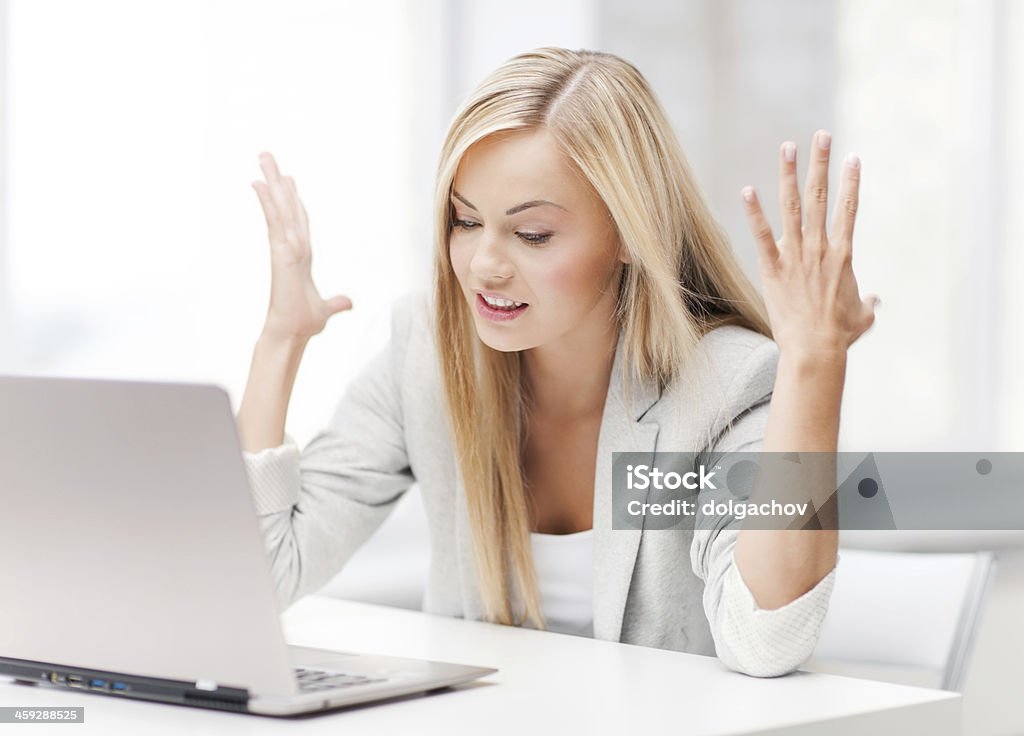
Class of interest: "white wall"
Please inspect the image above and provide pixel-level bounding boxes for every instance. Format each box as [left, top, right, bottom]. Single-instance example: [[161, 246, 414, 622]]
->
[[1, 0, 419, 449], [0, 1, 11, 368]]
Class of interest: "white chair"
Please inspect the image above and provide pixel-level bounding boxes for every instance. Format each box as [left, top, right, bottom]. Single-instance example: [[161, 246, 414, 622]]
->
[[803, 547, 997, 691]]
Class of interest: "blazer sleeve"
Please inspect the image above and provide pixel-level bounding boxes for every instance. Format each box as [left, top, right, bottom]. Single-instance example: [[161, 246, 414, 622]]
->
[[690, 340, 838, 678], [240, 294, 419, 612]]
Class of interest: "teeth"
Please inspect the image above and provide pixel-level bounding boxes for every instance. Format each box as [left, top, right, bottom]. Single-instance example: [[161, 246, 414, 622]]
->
[[482, 294, 524, 309]]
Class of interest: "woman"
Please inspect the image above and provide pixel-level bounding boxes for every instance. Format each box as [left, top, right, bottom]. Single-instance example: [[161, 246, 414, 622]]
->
[[239, 47, 877, 678]]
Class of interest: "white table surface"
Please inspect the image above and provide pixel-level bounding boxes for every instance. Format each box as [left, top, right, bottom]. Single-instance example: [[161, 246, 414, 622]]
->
[[0, 594, 961, 735]]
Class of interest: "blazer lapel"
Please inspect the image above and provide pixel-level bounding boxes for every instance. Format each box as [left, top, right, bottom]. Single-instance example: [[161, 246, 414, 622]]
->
[[592, 329, 661, 642]]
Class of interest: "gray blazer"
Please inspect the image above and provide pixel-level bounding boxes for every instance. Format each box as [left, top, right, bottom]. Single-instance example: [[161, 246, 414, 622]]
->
[[244, 290, 837, 678]]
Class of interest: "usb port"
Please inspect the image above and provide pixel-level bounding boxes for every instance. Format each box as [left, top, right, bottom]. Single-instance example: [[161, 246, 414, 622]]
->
[[89, 678, 108, 690], [66, 675, 84, 688], [111, 682, 128, 692], [49, 672, 67, 685]]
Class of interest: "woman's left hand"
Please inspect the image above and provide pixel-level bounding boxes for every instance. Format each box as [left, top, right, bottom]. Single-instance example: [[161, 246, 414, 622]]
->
[[741, 130, 879, 362]]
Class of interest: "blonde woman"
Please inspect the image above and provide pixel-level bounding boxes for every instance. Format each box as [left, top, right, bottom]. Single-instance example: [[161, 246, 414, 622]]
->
[[239, 47, 877, 678]]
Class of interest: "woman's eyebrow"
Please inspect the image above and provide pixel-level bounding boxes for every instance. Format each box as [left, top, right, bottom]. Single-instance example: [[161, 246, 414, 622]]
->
[[452, 190, 567, 215]]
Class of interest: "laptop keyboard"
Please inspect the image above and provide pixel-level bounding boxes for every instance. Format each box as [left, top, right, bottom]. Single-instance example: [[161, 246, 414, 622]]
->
[[294, 667, 387, 692]]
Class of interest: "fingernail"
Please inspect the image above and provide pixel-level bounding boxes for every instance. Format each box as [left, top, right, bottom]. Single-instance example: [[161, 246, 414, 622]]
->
[[783, 142, 796, 162], [741, 186, 756, 203], [818, 131, 831, 150], [846, 153, 861, 170]]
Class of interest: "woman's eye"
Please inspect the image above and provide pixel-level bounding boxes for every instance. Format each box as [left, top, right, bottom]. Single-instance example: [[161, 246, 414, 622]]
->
[[452, 218, 552, 246], [517, 232, 552, 245]]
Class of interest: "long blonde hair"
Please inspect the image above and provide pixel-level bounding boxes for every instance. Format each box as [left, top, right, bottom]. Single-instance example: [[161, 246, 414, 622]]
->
[[431, 48, 771, 629]]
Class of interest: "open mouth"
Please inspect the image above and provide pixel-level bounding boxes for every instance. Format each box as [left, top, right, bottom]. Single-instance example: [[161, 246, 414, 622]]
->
[[476, 293, 529, 320]]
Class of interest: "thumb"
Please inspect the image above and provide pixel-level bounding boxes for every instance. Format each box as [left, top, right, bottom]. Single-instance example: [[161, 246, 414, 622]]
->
[[325, 295, 353, 315], [861, 294, 880, 328]]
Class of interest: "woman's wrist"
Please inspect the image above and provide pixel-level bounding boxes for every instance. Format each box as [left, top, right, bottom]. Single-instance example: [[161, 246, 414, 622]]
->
[[763, 345, 846, 454], [777, 343, 848, 372], [258, 327, 311, 355]]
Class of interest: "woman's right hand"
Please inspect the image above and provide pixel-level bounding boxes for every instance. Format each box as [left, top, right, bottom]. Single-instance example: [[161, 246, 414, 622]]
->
[[251, 152, 352, 344]]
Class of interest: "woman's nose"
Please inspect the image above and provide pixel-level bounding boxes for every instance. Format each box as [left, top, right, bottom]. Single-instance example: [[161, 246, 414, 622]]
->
[[469, 235, 515, 280]]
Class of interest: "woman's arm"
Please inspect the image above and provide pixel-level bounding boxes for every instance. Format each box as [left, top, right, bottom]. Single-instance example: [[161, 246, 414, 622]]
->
[[238, 151, 353, 454], [733, 350, 844, 609], [237, 332, 308, 453], [734, 130, 879, 610], [244, 295, 420, 612]]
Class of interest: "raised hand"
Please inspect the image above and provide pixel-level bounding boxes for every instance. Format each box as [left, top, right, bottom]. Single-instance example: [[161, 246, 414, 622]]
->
[[251, 152, 352, 343], [741, 130, 879, 362]]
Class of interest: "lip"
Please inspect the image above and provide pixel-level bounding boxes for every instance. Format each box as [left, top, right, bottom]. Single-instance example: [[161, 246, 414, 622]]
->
[[474, 293, 530, 322], [475, 289, 528, 304]]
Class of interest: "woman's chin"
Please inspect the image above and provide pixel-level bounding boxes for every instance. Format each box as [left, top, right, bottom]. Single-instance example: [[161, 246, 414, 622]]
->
[[475, 329, 532, 353]]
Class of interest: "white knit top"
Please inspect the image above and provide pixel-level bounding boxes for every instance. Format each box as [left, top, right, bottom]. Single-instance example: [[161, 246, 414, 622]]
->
[[530, 529, 595, 638]]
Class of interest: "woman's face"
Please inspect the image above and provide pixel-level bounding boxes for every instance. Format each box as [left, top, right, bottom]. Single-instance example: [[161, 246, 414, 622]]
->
[[449, 127, 627, 353]]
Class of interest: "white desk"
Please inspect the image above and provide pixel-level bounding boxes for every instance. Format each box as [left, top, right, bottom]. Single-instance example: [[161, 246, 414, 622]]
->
[[0, 594, 960, 735]]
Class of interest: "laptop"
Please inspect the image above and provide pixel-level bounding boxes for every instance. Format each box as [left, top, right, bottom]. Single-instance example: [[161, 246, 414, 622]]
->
[[0, 374, 497, 717]]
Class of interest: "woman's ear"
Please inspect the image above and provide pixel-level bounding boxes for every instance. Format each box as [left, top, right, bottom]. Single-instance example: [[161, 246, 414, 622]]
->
[[617, 245, 631, 265]]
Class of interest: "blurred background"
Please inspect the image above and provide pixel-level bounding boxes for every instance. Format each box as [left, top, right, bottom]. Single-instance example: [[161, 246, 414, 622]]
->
[[1, 1, 1021, 733]]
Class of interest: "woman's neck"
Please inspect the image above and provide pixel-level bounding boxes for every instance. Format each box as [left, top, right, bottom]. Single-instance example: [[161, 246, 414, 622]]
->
[[521, 321, 619, 422]]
